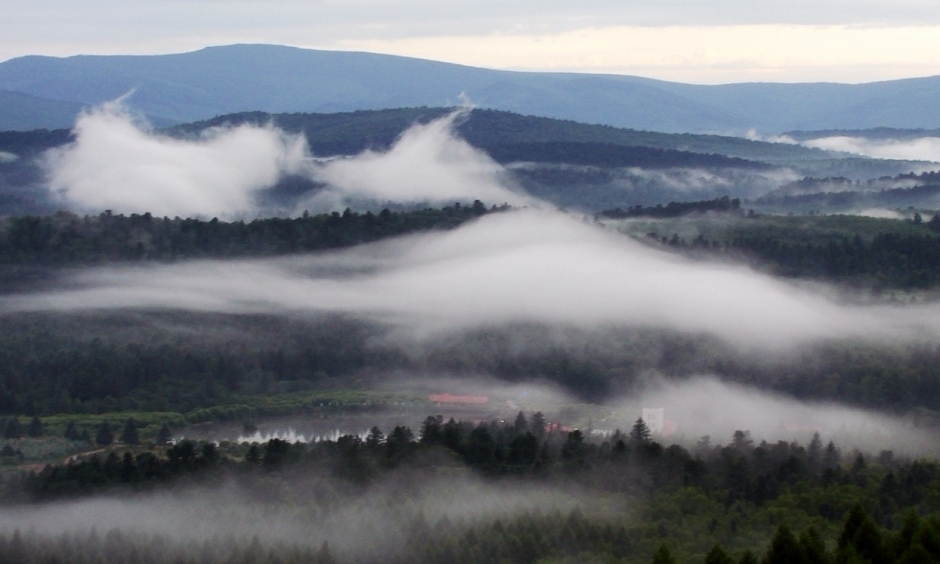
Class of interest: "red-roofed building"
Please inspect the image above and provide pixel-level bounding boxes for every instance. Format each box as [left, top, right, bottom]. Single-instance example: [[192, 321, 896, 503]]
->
[[429, 393, 489, 405]]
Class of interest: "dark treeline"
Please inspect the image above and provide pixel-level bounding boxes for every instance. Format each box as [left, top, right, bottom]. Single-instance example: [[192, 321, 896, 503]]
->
[[729, 229, 940, 288], [0, 201, 496, 265], [638, 210, 940, 289], [0, 315, 388, 416], [7, 416, 940, 563], [652, 228, 940, 289], [3, 319, 940, 418], [0, 531, 339, 564], [483, 142, 765, 170], [754, 170, 940, 211], [767, 169, 940, 195], [0, 506, 934, 564], [0, 129, 73, 155], [170, 108, 775, 168], [597, 195, 742, 219], [755, 183, 940, 210], [21, 415, 935, 512]]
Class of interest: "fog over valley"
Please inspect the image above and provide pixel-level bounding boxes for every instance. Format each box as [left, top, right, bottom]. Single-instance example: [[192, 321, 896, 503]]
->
[[5, 208, 940, 350], [1, 59, 940, 562]]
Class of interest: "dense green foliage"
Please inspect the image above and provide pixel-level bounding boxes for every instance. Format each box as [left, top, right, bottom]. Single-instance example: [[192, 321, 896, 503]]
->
[[598, 196, 742, 219], [622, 210, 940, 289], [3, 312, 940, 420], [1, 416, 938, 563], [729, 229, 940, 288], [0, 202, 493, 265], [0, 313, 399, 416], [2, 112, 940, 563], [755, 183, 940, 215]]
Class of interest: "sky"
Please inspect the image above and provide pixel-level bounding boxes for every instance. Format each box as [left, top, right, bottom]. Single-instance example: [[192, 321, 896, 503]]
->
[[2, 1, 940, 83]]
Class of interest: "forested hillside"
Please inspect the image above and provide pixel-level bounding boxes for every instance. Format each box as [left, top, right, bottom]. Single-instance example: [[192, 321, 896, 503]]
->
[[0, 413, 938, 563], [0, 107, 938, 564], [171, 108, 821, 165], [0, 108, 932, 217], [0, 202, 494, 265], [0, 207, 940, 423], [606, 202, 940, 289]]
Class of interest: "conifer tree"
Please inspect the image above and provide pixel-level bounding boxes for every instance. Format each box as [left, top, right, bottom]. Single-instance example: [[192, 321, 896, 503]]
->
[[120, 418, 140, 445], [95, 421, 114, 446], [705, 544, 735, 564], [765, 524, 805, 564], [630, 418, 652, 445], [27, 416, 43, 438], [64, 421, 81, 441], [652, 543, 676, 564]]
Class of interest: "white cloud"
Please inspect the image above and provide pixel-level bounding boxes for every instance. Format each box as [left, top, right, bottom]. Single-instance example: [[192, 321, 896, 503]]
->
[[43, 102, 310, 217], [305, 110, 532, 211], [43, 105, 530, 217]]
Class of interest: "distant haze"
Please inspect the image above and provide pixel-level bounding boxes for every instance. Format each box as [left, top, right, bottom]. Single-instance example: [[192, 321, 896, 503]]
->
[[5, 0, 940, 83], [4, 45, 940, 132]]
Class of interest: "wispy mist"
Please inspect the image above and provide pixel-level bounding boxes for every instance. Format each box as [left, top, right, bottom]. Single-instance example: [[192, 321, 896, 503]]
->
[[0, 477, 597, 560], [617, 166, 795, 196], [43, 102, 310, 217], [303, 110, 532, 211], [744, 130, 798, 145], [851, 208, 908, 219], [803, 135, 940, 163], [630, 376, 936, 455], [42, 104, 533, 217], [5, 209, 940, 349]]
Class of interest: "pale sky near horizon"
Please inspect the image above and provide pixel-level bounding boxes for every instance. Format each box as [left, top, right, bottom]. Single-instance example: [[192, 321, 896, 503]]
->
[[3, 0, 940, 84]]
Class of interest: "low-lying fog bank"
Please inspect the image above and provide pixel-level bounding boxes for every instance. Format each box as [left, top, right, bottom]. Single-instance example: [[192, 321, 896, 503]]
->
[[628, 376, 938, 457], [5, 209, 940, 351], [0, 476, 607, 562]]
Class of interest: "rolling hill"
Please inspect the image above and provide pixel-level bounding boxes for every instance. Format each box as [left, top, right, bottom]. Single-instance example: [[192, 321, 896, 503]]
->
[[0, 107, 931, 216], [3, 44, 940, 134]]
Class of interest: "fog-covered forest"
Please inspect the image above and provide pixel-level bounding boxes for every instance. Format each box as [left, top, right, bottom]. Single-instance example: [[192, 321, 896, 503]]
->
[[0, 103, 939, 563]]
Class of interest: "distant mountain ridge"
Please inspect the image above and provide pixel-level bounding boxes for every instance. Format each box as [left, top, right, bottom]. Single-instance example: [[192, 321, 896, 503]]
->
[[3, 44, 940, 133], [0, 89, 87, 131]]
